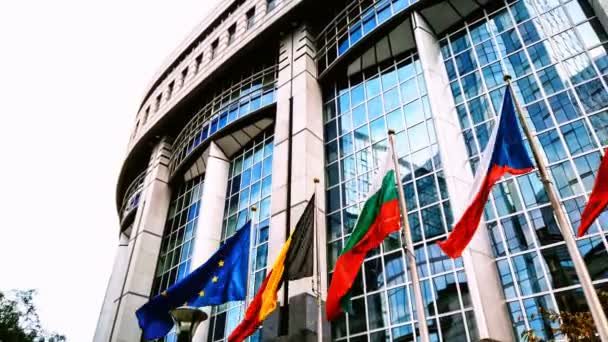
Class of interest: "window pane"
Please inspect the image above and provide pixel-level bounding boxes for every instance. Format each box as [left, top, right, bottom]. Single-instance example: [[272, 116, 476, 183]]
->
[[512, 252, 549, 296], [542, 245, 580, 288], [501, 214, 535, 253], [367, 292, 389, 329], [439, 313, 467, 341]]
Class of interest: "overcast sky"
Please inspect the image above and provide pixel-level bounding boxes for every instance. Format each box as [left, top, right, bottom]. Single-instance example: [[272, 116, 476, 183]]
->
[[0, 1, 219, 340]]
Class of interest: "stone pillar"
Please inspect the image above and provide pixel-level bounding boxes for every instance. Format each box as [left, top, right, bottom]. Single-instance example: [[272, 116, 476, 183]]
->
[[189, 142, 230, 342], [93, 233, 129, 342], [412, 12, 513, 341], [267, 23, 328, 340], [590, 0, 608, 33], [107, 139, 173, 342]]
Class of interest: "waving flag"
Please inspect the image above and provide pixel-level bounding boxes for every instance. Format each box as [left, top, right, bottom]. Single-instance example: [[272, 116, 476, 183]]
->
[[577, 149, 608, 237], [228, 197, 315, 342], [438, 85, 534, 258], [326, 153, 401, 321], [136, 221, 251, 340]]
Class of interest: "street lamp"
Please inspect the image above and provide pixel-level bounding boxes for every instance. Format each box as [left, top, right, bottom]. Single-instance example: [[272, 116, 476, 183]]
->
[[170, 306, 208, 342]]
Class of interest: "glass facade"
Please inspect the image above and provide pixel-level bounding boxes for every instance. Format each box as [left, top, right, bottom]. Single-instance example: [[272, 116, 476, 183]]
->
[[114, 1, 608, 341], [317, 0, 416, 74], [323, 51, 478, 341], [150, 175, 205, 342], [207, 130, 274, 342], [440, 0, 608, 339], [169, 66, 277, 176], [119, 169, 147, 223], [151, 175, 205, 296]]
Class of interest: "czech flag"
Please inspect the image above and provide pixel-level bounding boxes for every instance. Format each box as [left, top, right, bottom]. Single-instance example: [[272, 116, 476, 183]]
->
[[438, 85, 534, 258], [577, 149, 608, 237]]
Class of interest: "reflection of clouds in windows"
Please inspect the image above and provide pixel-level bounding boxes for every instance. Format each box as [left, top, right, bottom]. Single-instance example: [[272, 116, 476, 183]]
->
[[151, 174, 204, 311], [440, 0, 608, 338], [324, 50, 471, 340], [207, 131, 273, 342]]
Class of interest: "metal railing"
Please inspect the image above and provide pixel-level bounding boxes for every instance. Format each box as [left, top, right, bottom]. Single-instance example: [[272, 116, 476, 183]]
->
[[119, 168, 148, 224], [169, 65, 278, 176], [316, 0, 416, 75], [133, 0, 297, 142]]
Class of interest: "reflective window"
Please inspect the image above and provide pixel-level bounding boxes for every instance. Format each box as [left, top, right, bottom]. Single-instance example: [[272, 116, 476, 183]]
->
[[316, 0, 420, 74], [150, 175, 204, 341], [440, 0, 608, 339], [207, 131, 274, 342], [170, 67, 277, 176], [151, 175, 204, 297], [324, 53, 476, 341]]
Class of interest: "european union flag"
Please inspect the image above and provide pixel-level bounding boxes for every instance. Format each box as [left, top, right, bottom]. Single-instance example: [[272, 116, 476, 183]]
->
[[136, 221, 252, 340]]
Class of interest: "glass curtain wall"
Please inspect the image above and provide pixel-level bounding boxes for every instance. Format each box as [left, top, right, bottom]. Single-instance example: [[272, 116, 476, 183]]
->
[[207, 130, 274, 342], [150, 175, 205, 342], [323, 50, 478, 341], [439, 0, 608, 339]]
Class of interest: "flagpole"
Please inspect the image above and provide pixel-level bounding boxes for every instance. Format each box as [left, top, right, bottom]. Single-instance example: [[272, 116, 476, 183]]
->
[[245, 205, 257, 307], [504, 75, 608, 340], [388, 129, 430, 342], [313, 178, 323, 342]]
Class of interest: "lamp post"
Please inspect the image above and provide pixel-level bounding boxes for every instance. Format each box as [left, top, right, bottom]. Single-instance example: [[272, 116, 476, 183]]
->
[[170, 306, 208, 342]]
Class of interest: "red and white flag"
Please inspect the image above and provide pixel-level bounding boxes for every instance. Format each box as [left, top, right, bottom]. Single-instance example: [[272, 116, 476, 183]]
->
[[438, 86, 534, 258]]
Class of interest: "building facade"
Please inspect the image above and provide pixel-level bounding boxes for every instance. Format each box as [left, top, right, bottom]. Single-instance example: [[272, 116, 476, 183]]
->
[[95, 0, 608, 340]]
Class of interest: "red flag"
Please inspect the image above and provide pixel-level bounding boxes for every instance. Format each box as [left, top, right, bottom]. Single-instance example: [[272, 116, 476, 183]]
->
[[438, 86, 533, 258], [229, 270, 274, 342], [577, 150, 608, 237]]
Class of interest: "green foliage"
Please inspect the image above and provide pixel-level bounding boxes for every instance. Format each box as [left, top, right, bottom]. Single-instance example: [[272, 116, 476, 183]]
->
[[0, 289, 66, 342], [521, 291, 608, 342]]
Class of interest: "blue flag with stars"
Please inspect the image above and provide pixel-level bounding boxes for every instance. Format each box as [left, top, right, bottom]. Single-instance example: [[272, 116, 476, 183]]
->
[[136, 221, 251, 340]]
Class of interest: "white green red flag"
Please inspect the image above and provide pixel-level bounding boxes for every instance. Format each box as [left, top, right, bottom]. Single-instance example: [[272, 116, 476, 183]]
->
[[326, 152, 401, 321]]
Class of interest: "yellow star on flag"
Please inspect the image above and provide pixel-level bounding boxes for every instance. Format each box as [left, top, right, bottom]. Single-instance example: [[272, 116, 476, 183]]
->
[[212, 276, 219, 283], [161, 291, 167, 296], [199, 290, 205, 297], [218, 260, 224, 267]]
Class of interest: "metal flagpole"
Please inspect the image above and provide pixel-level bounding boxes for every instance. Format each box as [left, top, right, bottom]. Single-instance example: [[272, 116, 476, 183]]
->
[[245, 205, 257, 307], [313, 178, 323, 342], [504, 75, 608, 341], [388, 129, 430, 342]]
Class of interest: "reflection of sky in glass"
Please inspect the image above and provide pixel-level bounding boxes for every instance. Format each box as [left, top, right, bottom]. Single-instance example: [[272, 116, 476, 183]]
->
[[323, 52, 476, 340], [206, 131, 273, 342], [150, 175, 205, 342], [440, 0, 608, 339], [317, 0, 416, 74], [170, 68, 277, 176]]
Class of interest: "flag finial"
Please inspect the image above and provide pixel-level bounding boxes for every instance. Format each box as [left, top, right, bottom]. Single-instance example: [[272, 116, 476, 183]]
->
[[387, 128, 396, 135], [503, 74, 512, 82]]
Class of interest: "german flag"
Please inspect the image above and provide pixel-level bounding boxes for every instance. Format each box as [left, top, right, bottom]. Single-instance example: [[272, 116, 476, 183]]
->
[[228, 196, 315, 342]]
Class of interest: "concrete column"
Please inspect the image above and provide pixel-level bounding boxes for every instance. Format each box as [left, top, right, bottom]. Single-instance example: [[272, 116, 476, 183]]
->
[[190, 142, 230, 342], [108, 139, 173, 342], [412, 12, 514, 341], [590, 0, 608, 33], [93, 233, 129, 342], [267, 23, 327, 340]]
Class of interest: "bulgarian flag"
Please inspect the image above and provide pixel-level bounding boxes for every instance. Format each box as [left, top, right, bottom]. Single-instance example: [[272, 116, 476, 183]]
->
[[326, 153, 401, 321]]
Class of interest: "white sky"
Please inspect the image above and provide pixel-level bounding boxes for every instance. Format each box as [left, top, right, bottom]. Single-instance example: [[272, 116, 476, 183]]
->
[[0, 1, 219, 340]]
